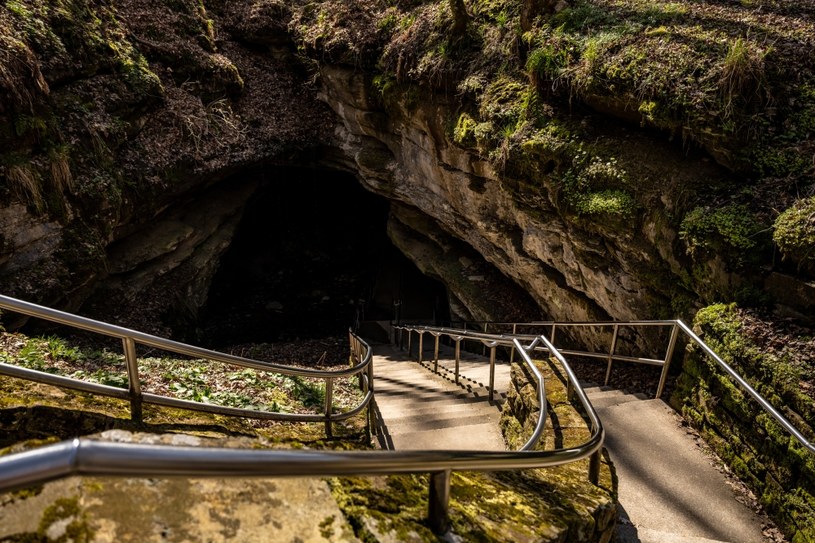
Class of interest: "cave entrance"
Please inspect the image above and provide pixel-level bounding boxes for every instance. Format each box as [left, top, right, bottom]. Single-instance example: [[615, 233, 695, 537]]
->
[[200, 166, 449, 347]]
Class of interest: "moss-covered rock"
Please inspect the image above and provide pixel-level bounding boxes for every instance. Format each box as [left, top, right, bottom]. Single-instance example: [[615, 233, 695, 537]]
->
[[671, 303, 815, 542], [499, 356, 617, 542], [774, 197, 815, 277]]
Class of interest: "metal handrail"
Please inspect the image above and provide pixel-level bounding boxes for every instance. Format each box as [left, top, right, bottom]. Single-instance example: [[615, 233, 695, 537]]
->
[[0, 296, 605, 535], [393, 325, 603, 459], [676, 321, 815, 455], [402, 320, 814, 457], [0, 294, 373, 435]]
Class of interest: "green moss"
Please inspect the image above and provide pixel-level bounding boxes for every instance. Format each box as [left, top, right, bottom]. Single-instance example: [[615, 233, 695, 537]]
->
[[679, 204, 765, 258], [559, 152, 636, 218], [453, 112, 478, 147], [773, 196, 815, 274], [479, 75, 528, 128], [574, 188, 636, 217], [673, 303, 815, 542], [37, 497, 94, 542]]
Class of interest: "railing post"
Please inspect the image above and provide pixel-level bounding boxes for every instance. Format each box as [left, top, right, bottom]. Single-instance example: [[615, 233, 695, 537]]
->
[[589, 450, 601, 485], [407, 330, 412, 356], [324, 378, 334, 438], [509, 324, 517, 363], [454, 339, 461, 385], [489, 346, 496, 403], [656, 323, 680, 399], [605, 324, 619, 386], [418, 332, 424, 363], [428, 469, 451, 535], [433, 335, 440, 373], [122, 337, 142, 422], [482, 323, 488, 356], [550, 324, 557, 345]]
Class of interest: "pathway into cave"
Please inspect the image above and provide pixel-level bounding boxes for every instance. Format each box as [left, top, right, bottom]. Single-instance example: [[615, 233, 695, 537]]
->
[[199, 166, 449, 348]]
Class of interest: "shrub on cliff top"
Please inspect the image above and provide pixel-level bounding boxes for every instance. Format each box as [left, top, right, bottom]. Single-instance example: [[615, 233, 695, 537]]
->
[[773, 196, 815, 275]]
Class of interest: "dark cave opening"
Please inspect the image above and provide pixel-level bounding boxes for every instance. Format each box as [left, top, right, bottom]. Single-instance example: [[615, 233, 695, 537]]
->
[[199, 166, 449, 347]]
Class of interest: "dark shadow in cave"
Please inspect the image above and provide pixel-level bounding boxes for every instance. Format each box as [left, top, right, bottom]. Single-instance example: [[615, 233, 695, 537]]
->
[[199, 166, 449, 347]]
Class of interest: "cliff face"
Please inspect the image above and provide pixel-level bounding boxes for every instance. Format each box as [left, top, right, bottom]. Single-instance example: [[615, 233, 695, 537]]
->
[[318, 64, 717, 325], [0, 0, 813, 334]]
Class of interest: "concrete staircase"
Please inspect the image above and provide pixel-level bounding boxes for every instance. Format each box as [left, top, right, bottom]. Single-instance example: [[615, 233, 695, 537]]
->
[[368, 328, 773, 543], [371, 343, 508, 451], [584, 386, 769, 543]]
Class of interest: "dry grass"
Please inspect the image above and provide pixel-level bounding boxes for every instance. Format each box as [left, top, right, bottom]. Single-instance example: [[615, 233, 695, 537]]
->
[[5, 162, 44, 212], [719, 38, 770, 121], [49, 147, 74, 194]]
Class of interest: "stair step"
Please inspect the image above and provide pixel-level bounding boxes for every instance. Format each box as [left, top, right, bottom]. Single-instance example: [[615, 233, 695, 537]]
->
[[622, 527, 734, 543], [584, 387, 627, 399], [588, 392, 649, 409]]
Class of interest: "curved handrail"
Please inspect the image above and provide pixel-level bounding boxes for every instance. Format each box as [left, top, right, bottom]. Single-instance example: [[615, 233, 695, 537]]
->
[[0, 300, 607, 534], [395, 325, 604, 460], [0, 294, 373, 429]]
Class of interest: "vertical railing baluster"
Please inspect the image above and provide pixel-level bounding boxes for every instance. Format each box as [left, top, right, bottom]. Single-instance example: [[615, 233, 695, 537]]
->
[[482, 323, 488, 356], [428, 469, 451, 535], [454, 338, 461, 385], [489, 345, 496, 403], [509, 323, 517, 363], [589, 450, 601, 485], [122, 337, 142, 422], [605, 324, 619, 386], [418, 332, 424, 363], [656, 323, 680, 399], [434, 335, 440, 373], [550, 324, 557, 345], [325, 377, 334, 438], [407, 330, 412, 357]]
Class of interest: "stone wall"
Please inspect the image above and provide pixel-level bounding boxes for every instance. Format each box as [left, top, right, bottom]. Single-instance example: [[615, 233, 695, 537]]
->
[[501, 358, 617, 543], [670, 305, 815, 542]]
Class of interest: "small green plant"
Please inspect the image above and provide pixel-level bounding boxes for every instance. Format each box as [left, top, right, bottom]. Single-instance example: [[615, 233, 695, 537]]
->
[[526, 41, 570, 82], [44, 336, 80, 363], [17, 341, 50, 372]]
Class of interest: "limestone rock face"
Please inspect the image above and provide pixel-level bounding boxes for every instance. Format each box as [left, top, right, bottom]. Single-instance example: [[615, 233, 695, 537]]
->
[[318, 65, 696, 325]]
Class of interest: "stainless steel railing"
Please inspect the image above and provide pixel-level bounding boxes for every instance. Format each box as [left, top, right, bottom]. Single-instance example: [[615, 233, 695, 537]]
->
[[0, 294, 374, 437], [399, 320, 815, 456], [393, 324, 605, 481], [0, 295, 604, 534]]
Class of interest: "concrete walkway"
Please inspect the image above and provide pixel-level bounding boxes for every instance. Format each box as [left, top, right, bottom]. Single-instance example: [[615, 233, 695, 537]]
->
[[367, 329, 770, 543], [370, 342, 509, 451], [587, 387, 768, 543]]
